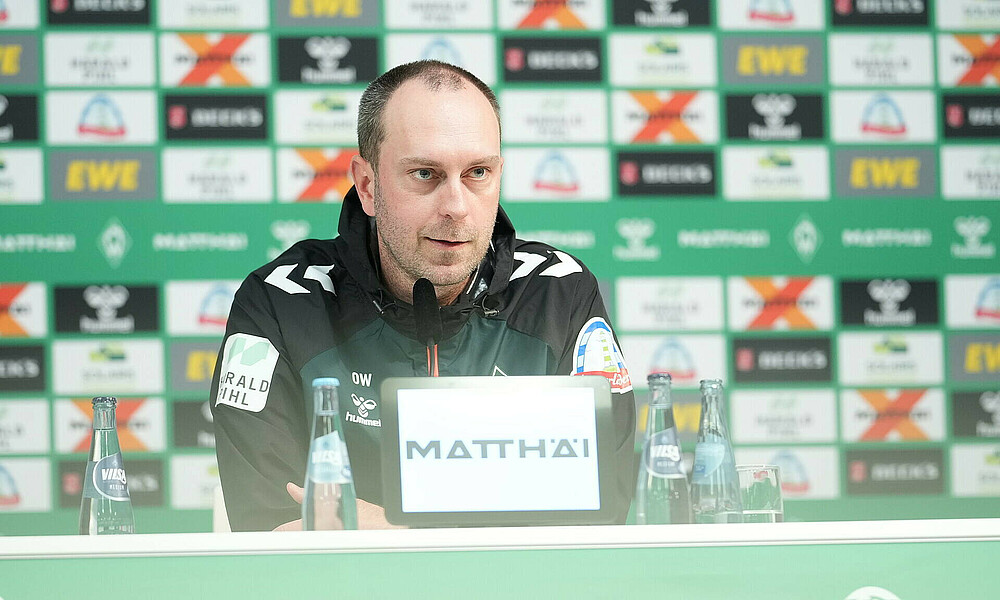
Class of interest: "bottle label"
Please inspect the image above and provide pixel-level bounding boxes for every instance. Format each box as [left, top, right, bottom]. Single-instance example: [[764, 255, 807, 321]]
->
[[643, 430, 685, 478], [82, 452, 131, 501], [691, 441, 725, 484], [308, 431, 353, 484]]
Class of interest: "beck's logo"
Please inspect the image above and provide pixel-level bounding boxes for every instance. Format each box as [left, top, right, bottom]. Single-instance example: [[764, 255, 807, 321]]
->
[[502, 37, 602, 83], [943, 94, 1000, 138], [47, 0, 149, 24], [733, 337, 831, 383], [164, 95, 267, 140]]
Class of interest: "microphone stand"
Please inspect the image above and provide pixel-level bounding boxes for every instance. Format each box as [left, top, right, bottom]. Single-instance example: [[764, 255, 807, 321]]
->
[[412, 278, 443, 377]]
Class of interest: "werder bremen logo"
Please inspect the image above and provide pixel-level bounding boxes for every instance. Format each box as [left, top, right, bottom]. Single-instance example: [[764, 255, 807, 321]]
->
[[99, 218, 131, 269], [790, 215, 820, 264]]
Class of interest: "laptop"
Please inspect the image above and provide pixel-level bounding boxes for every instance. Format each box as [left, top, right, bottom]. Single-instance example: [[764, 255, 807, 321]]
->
[[379, 375, 621, 527]]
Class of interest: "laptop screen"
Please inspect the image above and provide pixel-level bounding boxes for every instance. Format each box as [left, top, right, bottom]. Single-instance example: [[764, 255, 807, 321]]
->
[[379, 375, 620, 527]]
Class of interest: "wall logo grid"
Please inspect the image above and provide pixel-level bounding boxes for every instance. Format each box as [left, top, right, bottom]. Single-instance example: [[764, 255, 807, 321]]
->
[[0, 0, 997, 530]]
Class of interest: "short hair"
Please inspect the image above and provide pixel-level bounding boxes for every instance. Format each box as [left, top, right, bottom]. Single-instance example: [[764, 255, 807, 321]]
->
[[357, 60, 501, 170]]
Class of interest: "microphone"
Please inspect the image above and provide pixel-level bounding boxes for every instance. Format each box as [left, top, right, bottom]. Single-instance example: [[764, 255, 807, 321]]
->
[[412, 278, 442, 376]]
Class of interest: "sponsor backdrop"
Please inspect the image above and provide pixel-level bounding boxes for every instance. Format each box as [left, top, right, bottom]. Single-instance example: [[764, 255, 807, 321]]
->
[[0, 0, 998, 534]]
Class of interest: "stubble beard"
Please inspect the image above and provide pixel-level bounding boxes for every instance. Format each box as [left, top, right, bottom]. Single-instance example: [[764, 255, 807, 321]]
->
[[372, 179, 493, 291]]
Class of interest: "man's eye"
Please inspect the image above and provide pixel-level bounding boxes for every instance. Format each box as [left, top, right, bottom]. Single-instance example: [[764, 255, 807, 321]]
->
[[413, 169, 433, 180], [469, 167, 488, 179]]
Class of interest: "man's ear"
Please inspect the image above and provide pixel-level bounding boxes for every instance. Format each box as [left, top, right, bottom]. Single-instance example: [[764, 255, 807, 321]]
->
[[351, 154, 376, 217]]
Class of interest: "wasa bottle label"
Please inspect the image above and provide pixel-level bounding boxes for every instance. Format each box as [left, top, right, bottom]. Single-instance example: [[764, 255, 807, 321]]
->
[[692, 437, 726, 484], [83, 452, 131, 501], [308, 432, 353, 484], [643, 430, 686, 478]]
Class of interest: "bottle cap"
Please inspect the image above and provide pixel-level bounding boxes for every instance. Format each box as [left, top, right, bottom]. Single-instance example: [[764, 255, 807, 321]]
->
[[647, 372, 672, 383], [312, 377, 340, 387], [91, 396, 117, 406]]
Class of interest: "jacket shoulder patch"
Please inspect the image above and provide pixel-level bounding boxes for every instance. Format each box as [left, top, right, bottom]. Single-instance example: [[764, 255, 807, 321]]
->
[[572, 317, 632, 394]]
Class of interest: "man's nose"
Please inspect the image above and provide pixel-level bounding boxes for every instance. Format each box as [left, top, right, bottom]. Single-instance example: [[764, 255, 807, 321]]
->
[[438, 177, 471, 220]]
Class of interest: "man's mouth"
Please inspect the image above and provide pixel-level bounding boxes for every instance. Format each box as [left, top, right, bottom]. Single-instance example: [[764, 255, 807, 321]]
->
[[427, 237, 467, 248]]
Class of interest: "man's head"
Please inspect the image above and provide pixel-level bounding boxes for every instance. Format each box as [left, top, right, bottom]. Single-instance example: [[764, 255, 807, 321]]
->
[[350, 61, 504, 305]]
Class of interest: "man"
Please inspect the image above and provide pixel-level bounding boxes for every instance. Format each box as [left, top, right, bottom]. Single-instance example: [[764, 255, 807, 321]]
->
[[210, 60, 635, 531]]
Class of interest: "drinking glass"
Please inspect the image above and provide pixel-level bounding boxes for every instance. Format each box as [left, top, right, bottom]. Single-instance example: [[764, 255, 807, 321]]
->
[[736, 464, 783, 523]]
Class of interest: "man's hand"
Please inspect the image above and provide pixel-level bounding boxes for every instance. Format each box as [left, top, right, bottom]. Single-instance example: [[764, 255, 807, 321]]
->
[[272, 482, 306, 531], [272, 482, 406, 531]]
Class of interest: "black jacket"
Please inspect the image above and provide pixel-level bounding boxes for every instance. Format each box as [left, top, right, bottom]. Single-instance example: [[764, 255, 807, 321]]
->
[[210, 187, 636, 531]]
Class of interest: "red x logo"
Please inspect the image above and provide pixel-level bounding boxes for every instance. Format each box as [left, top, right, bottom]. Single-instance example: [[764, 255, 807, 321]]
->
[[956, 36, 1000, 85], [858, 390, 928, 441], [72, 399, 147, 452], [629, 92, 699, 143], [518, 0, 586, 29], [178, 34, 251, 86], [746, 278, 816, 329], [295, 149, 357, 201], [0, 283, 28, 337]]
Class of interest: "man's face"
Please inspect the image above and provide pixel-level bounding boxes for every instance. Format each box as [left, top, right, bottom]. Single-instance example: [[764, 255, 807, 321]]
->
[[355, 79, 503, 301]]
